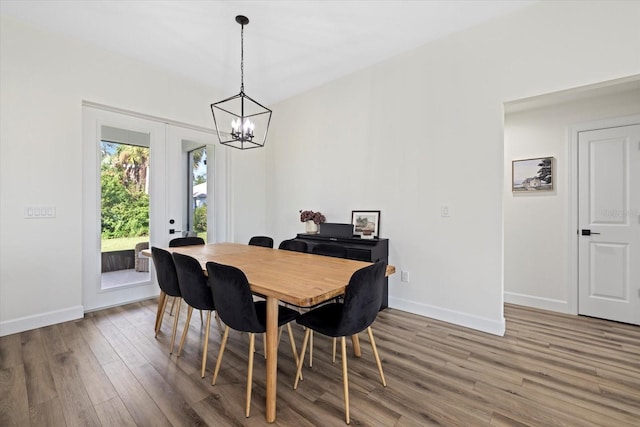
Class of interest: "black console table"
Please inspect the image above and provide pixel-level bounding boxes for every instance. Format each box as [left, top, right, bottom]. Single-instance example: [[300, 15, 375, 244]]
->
[[293, 234, 389, 309]]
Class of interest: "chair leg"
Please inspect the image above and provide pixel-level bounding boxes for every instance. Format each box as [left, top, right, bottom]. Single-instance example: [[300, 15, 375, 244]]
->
[[263, 333, 267, 359], [169, 298, 182, 354], [214, 312, 223, 335], [367, 327, 386, 387], [200, 309, 204, 324], [293, 328, 311, 389], [286, 323, 302, 381], [155, 291, 168, 336], [201, 310, 212, 378], [212, 326, 230, 385], [309, 331, 314, 367], [332, 337, 337, 363], [341, 336, 350, 424], [177, 305, 193, 357], [246, 332, 255, 417], [286, 324, 298, 366], [169, 296, 176, 316], [351, 334, 362, 357]]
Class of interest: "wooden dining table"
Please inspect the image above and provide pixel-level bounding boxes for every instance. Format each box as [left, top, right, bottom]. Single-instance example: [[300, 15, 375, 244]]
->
[[143, 242, 395, 423]]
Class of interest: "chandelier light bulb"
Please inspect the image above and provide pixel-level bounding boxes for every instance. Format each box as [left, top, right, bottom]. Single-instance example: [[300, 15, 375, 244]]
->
[[230, 118, 255, 140]]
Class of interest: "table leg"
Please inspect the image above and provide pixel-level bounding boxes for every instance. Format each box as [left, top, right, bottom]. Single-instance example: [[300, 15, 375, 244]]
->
[[351, 334, 362, 358], [265, 296, 279, 423]]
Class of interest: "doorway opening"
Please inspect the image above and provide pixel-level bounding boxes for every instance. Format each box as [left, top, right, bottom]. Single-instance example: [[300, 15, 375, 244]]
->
[[503, 75, 640, 321]]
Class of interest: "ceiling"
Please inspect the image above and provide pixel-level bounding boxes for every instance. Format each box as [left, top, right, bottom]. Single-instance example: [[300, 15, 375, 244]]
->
[[1, 0, 536, 105]]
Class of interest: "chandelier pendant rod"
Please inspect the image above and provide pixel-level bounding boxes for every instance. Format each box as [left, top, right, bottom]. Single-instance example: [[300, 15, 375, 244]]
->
[[240, 19, 245, 94]]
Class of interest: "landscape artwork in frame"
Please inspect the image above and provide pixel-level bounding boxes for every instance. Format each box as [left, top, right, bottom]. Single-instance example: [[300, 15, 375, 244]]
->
[[512, 157, 554, 192], [351, 210, 380, 239]]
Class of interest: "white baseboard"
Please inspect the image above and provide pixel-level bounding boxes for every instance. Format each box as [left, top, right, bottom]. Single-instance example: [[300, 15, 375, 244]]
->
[[504, 292, 569, 313], [388, 297, 506, 336], [0, 305, 84, 337]]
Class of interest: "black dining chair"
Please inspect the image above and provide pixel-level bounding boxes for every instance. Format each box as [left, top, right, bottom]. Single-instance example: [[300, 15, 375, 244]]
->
[[311, 243, 347, 258], [169, 236, 205, 247], [151, 247, 183, 354], [293, 260, 388, 425], [248, 236, 274, 248], [173, 252, 221, 378], [206, 261, 300, 418], [305, 242, 348, 366], [167, 236, 205, 316], [278, 239, 308, 253]]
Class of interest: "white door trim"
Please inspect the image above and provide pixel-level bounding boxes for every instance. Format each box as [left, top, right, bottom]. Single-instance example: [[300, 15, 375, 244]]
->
[[82, 100, 215, 135], [568, 113, 640, 315]]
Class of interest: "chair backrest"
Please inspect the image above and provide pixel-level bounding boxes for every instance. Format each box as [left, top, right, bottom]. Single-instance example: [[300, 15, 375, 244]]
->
[[248, 236, 274, 248], [172, 253, 214, 311], [151, 247, 181, 297], [312, 243, 347, 258], [135, 241, 150, 272], [278, 239, 308, 253], [135, 241, 149, 252], [206, 261, 264, 333], [169, 237, 205, 247], [336, 260, 387, 336]]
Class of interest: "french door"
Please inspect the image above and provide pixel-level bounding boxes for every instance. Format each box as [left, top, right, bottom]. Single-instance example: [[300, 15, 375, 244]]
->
[[82, 105, 217, 311], [165, 126, 216, 243]]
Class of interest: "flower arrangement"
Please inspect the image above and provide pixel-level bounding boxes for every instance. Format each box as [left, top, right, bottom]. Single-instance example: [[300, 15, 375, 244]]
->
[[299, 210, 326, 224]]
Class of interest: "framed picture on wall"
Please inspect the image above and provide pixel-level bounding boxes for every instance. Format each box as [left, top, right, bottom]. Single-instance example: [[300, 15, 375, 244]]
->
[[512, 157, 554, 192], [351, 210, 380, 238]]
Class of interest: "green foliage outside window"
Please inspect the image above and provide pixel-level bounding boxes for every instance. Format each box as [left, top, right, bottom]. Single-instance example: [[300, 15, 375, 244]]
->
[[101, 143, 150, 239], [193, 204, 207, 233]]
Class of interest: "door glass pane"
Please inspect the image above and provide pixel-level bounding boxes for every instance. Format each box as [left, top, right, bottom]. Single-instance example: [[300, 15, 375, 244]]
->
[[189, 147, 207, 243], [100, 134, 150, 289]]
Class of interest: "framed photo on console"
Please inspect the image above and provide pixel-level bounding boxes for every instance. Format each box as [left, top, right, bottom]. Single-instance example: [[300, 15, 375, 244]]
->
[[351, 210, 380, 238]]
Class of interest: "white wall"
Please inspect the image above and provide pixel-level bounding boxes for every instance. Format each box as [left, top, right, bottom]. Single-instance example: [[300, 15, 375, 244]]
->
[[504, 87, 640, 312], [265, 1, 640, 334], [0, 16, 266, 335]]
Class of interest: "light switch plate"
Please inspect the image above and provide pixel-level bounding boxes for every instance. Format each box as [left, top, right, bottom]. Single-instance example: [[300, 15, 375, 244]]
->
[[24, 205, 56, 219]]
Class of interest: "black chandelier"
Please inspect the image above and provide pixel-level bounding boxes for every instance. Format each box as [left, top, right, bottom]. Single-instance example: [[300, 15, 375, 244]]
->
[[211, 15, 272, 150]]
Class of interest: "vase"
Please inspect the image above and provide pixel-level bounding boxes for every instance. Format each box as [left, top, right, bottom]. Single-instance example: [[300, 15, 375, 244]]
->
[[305, 220, 318, 234]]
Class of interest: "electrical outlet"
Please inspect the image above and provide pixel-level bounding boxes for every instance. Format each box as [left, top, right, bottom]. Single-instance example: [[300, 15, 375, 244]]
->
[[401, 270, 410, 283], [441, 205, 450, 217]]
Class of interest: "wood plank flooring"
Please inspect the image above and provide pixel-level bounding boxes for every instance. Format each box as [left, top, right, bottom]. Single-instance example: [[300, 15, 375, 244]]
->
[[1, 302, 639, 426]]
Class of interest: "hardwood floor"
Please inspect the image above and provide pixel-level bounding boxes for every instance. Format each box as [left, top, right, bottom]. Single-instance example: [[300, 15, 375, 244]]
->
[[1, 301, 639, 426]]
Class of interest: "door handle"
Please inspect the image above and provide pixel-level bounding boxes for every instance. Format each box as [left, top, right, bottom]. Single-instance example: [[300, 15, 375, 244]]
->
[[581, 229, 601, 236], [168, 219, 181, 234]]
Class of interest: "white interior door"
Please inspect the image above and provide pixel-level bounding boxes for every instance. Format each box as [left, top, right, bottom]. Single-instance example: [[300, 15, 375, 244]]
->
[[578, 124, 640, 325]]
